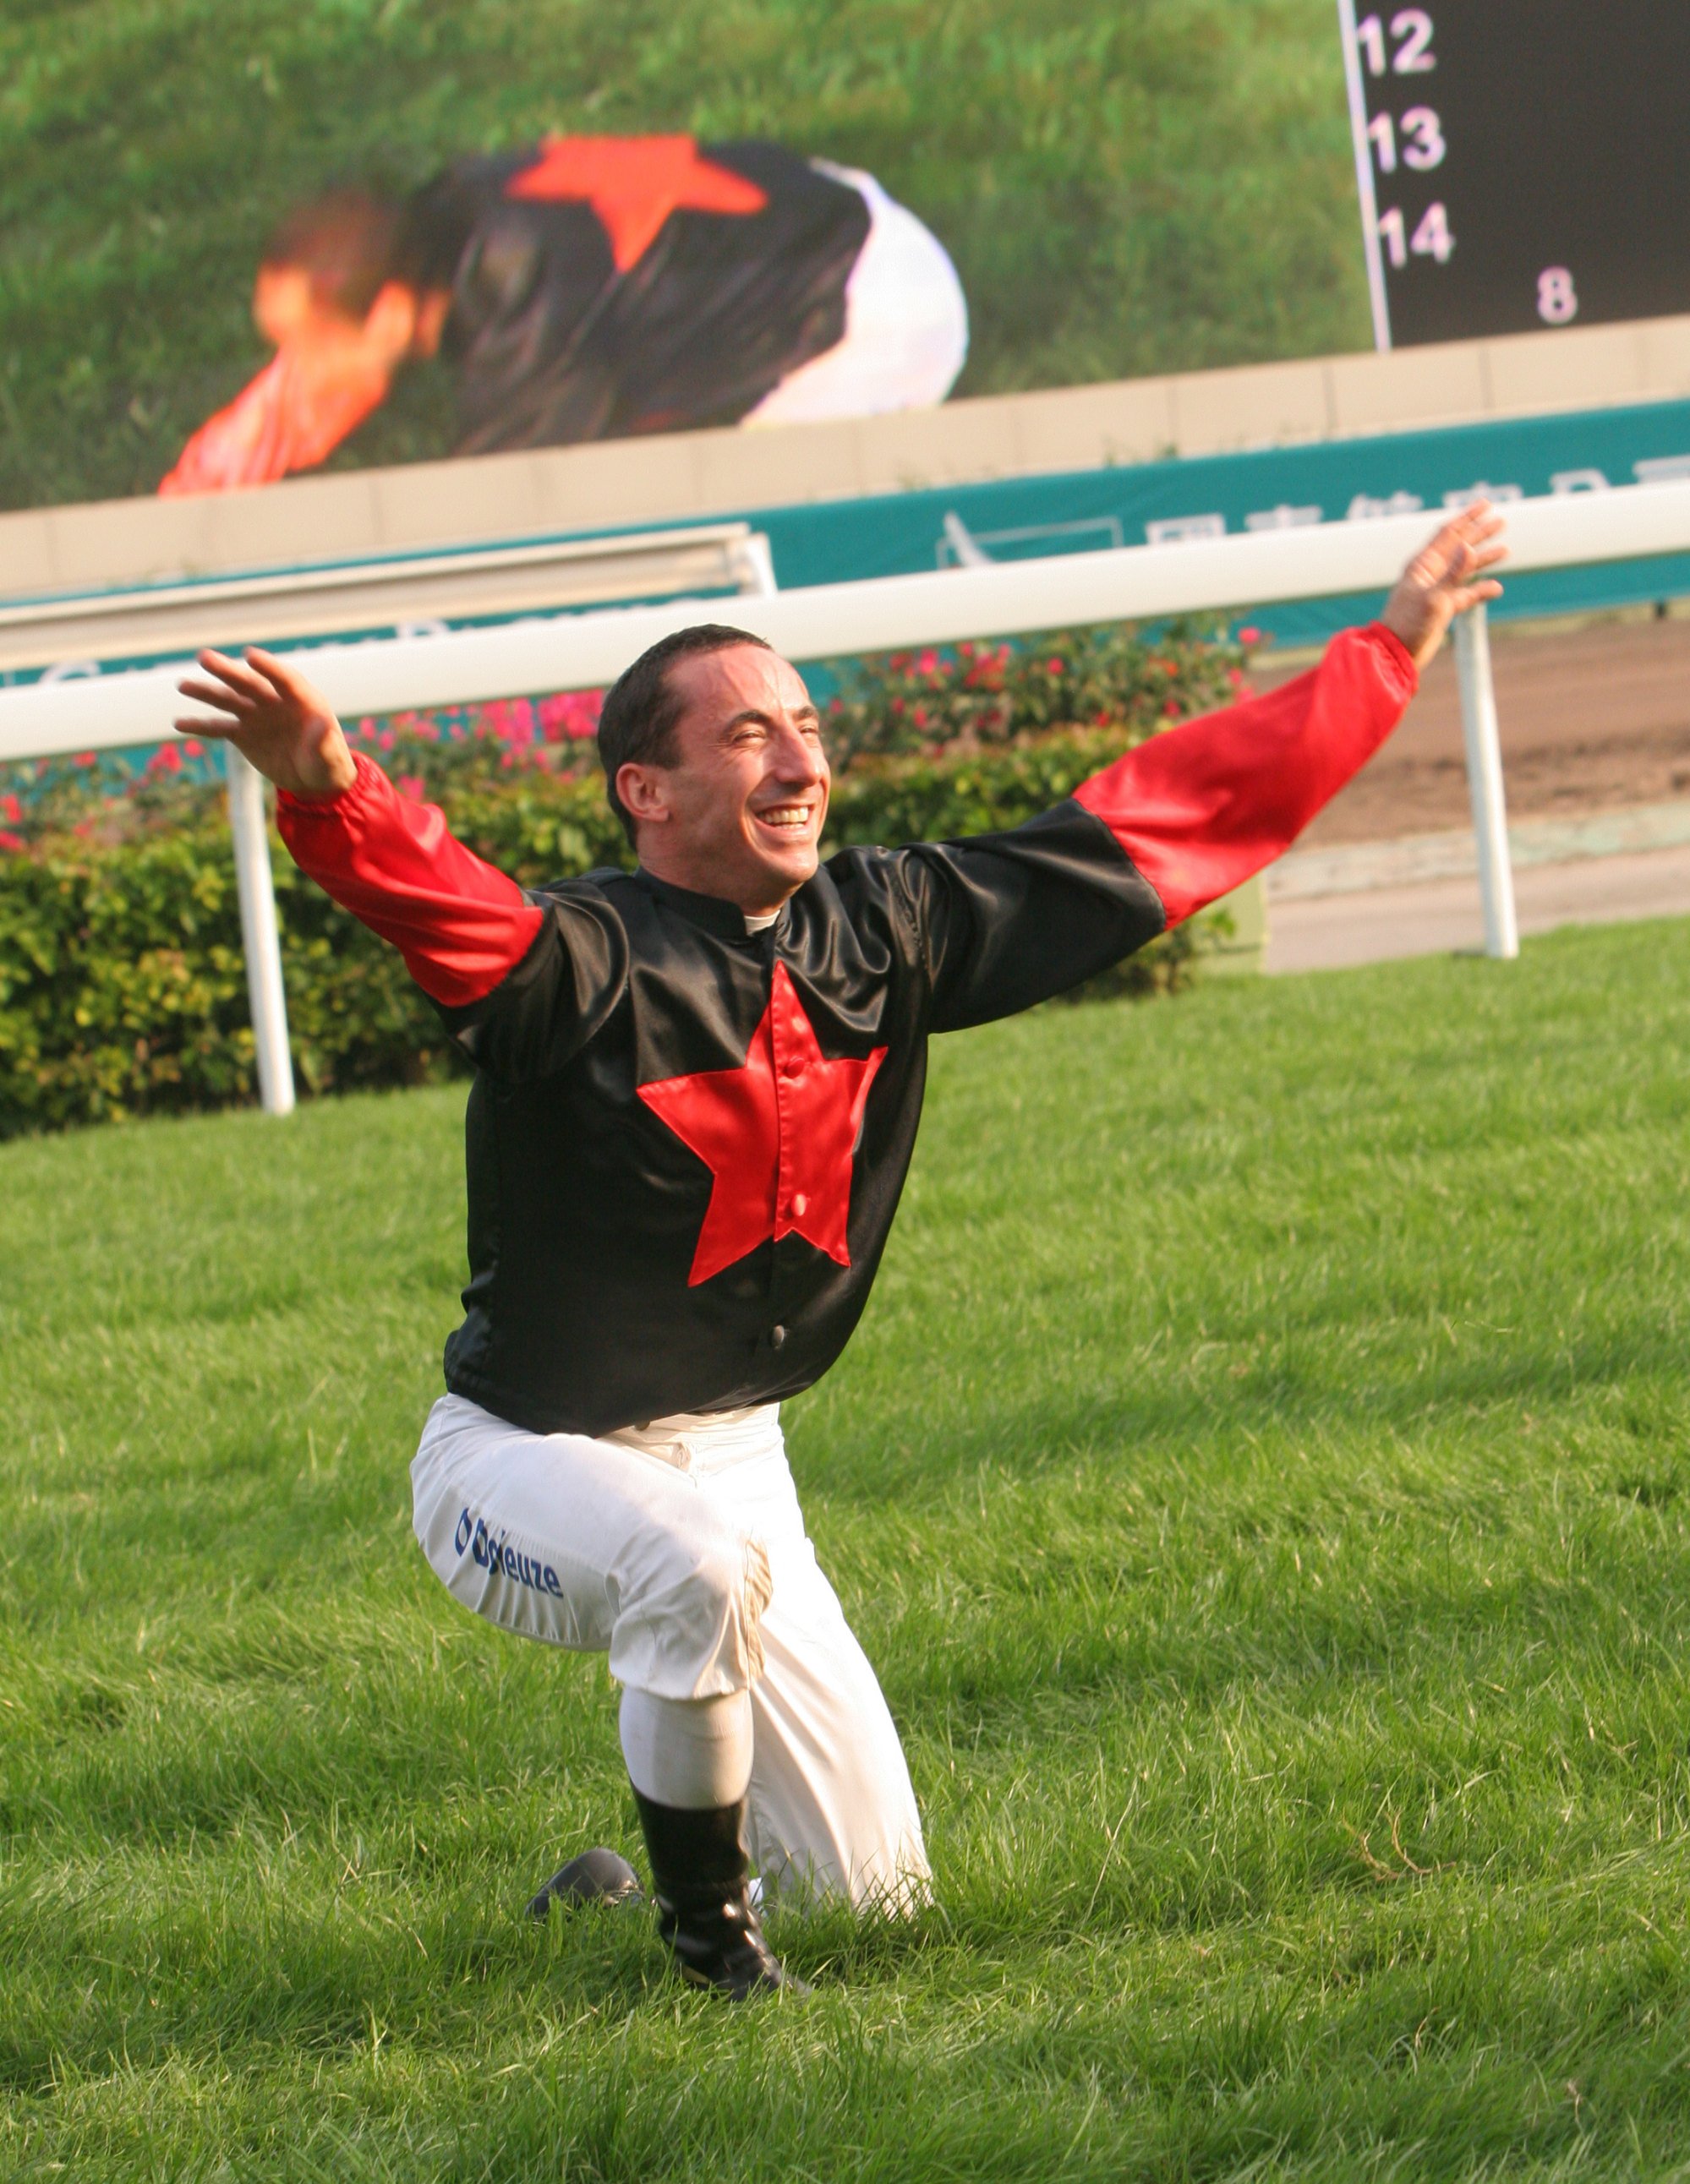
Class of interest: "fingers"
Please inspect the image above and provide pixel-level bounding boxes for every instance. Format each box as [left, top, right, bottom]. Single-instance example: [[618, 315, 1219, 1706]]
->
[[246, 645, 327, 715], [1404, 504, 1509, 603], [1447, 579, 1506, 615], [174, 672, 250, 710], [175, 647, 274, 714], [173, 645, 304, 746], [1438, 503, 1509, 568], [211, 647, 283, 699]]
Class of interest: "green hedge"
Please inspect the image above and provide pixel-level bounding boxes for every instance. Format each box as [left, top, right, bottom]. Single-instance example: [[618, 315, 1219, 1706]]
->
[[0, 732, 1202, 1136]]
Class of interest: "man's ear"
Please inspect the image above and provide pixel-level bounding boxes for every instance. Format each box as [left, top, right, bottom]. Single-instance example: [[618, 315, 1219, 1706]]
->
[[409, 287, 454, 359], [616, 762, 671, 828]]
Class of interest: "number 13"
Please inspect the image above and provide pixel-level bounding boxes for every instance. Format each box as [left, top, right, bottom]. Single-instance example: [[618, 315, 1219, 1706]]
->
[[1367, 106, 1446, 172]]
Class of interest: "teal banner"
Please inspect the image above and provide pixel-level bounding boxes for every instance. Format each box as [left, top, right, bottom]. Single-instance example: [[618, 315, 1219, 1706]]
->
[[748, 395, 1690, 653]]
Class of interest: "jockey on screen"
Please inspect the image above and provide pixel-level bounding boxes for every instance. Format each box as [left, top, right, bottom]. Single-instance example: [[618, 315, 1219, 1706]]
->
[[160, 139, 969, 495]]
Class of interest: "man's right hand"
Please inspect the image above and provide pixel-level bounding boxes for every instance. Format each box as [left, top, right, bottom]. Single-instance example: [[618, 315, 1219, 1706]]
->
[[174, 647, 357, 799]]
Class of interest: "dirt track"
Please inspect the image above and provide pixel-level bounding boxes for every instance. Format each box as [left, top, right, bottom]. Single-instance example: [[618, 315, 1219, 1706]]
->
[[1259, 614, 1690, 847]]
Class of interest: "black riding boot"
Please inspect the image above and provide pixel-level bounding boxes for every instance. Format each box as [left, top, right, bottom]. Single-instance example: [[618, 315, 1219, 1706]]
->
[[632, 1788, 806, 2001]]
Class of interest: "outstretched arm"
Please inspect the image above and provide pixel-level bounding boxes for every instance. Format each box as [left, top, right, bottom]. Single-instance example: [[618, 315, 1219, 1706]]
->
[[174, 647, 540, 1007], [906, 505, 1507, 1031], [1075, 503, 1507, 925], [159, 346, 393, 497]]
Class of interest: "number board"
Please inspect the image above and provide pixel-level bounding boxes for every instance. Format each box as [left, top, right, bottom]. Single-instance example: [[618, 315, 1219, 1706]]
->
[[1338, 0, 1690, 349]]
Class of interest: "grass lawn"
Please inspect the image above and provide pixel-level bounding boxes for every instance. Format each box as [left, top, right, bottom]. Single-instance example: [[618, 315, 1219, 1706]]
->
[[0, 0, 1368, 511], [7, 919, 1690, 2178]]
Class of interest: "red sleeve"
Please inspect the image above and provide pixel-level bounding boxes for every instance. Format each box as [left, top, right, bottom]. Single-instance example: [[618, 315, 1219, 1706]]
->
[[159, 351, 389, 495], [276, 753, 543, 1007], [1073, 622, 1418, 926]]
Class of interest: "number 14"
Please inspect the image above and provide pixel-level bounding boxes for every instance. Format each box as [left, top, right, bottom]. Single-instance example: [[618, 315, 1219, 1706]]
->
[[1377, 202, 1455, 266]]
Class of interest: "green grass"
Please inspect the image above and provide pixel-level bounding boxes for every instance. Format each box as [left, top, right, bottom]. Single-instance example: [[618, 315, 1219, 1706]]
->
[[0, 0, 1369, 512], [8, 920, 1690, 2178]]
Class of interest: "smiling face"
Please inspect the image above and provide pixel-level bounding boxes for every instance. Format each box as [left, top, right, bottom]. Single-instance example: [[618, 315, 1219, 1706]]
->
[[614, 645, 830, 917]]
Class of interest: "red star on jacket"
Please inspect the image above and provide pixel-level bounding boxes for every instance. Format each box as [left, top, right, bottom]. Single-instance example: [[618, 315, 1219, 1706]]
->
[[637, 963, 887, 1287], [505, 136, 769, 273]]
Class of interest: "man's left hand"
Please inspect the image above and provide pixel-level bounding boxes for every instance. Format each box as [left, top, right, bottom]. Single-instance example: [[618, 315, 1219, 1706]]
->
[[1380, 501, 1509, 672]]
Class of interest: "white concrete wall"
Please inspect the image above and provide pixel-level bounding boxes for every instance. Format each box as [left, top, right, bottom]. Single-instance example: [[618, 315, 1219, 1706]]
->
[[8, 314, 1690, 601]]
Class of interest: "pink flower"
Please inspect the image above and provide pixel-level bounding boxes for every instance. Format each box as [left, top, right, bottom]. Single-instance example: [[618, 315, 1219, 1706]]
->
[[539, 689, 604, 742], [72, 751, 96, 768], [916, 650, 939, 676], [397, 774, 426, 801], [148, 745, 183, 774], [181, 740, 204, 758], [1228, 667, 1246, 688], [1238, 625, 1261, 646], [1162, 697, 1182, 717], [378, 728, 396, 751], [0, 792, 22, 822], [1047, 658, 1064, 675], [0, 827, 25, 853]]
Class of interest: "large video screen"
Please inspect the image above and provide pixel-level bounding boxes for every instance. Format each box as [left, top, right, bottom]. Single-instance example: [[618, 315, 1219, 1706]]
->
[[1340, 0, 1690, 348], [2, 0, 1372, 513]]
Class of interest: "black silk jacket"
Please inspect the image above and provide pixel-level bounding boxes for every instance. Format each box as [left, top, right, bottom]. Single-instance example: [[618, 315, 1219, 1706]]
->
[[438, 807, 1161, 1434], [401, 139, 870, 453]]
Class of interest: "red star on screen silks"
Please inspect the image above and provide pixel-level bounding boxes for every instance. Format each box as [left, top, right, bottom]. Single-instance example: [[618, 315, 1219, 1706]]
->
[[637, 963, 888, 1288], [505, 136, 768, 273]]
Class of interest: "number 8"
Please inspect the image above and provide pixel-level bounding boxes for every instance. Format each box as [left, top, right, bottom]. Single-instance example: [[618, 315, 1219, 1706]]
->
[[1537, 267, 1578, 325]]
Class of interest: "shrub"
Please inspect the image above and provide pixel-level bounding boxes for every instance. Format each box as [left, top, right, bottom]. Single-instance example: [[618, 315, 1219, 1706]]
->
[[824, 620, 1257, 767]]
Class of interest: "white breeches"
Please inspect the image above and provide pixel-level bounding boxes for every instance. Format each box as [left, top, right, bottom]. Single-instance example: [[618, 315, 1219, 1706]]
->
[[744, 163, 969, 424], [411, 1394, 931, 1910]]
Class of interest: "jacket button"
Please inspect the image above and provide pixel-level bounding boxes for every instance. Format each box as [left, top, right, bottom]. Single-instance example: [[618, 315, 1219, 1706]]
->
[[769, 1324, 786, 1350]]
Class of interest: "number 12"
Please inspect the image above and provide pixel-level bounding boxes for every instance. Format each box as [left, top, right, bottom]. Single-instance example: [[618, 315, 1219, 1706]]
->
[[1357, 9, 1436, 74]]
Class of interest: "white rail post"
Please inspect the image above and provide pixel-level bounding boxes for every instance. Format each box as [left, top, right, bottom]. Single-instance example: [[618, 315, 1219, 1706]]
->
[[225, 745, 296, 1116], [730, 532, 779, 597], [1452, 603, 1519, 960]]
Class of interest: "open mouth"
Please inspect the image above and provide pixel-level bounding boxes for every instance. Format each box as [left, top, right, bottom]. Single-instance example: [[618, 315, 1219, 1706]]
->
[[750, 802, 819, 838]]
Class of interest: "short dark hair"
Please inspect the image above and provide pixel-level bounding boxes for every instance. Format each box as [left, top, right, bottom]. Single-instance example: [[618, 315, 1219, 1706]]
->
[[262, 188, 402, 323], [597, 624, 773, 845]]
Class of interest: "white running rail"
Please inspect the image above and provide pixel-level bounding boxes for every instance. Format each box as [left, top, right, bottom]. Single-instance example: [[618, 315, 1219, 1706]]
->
[[8, 478, 1690, 1111]]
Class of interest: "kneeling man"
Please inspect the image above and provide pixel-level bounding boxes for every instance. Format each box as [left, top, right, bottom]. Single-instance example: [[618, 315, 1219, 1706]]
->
[[177, 507, 1503, 1997]]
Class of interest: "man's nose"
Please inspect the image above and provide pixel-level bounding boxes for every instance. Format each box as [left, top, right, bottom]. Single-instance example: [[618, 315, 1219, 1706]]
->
[[768, 721, 827, 780]]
